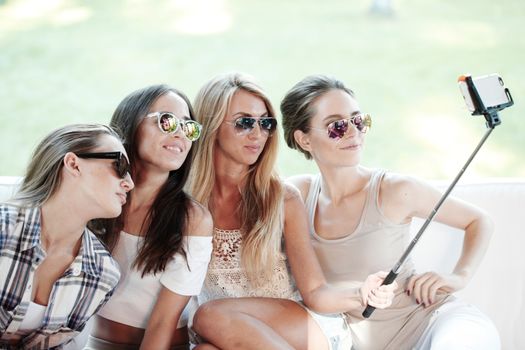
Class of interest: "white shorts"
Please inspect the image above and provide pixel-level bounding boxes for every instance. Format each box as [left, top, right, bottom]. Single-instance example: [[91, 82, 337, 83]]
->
[[299, 302, 352, 350]]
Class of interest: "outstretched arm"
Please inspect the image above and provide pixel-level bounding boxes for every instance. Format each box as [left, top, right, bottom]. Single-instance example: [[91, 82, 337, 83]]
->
[[382, 175, 494, 307]]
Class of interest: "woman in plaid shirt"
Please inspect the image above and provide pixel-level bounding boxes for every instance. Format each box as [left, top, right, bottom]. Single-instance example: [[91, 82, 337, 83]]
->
[[0, 124, 134, 349]]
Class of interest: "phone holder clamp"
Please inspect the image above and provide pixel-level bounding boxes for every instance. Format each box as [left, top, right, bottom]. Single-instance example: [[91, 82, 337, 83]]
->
[[465, 75, 514, 128]]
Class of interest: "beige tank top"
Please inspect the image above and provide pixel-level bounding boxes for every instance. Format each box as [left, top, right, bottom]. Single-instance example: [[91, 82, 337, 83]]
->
[[305, 170, 452, 350]]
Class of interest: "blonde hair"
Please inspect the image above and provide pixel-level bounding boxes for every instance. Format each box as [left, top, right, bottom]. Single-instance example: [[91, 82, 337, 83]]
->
[[13, 124, 120, 206], [189, 72, 284, 284]]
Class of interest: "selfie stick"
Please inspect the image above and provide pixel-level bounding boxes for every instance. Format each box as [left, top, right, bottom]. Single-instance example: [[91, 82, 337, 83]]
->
[[362, 75, 514, 318]]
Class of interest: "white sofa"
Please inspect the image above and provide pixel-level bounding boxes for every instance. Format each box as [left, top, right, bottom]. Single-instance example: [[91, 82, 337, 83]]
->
[[1, 176, 524, 349], [410, 179, 525, 350]]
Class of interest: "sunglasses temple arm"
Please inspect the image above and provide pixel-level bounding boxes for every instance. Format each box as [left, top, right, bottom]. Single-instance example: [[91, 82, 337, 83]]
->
[[362, 126, 495, 319]]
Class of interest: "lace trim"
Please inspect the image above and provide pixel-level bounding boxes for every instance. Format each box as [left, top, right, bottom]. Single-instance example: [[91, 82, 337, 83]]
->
[[199, 228, 298, 303], [213, 228, 243, 263]]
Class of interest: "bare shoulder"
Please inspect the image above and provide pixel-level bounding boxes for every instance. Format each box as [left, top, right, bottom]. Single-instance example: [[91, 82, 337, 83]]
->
[[380, 172, 443, 217], [285, 174, 315, 201], [283, 182, 303, 202], [185, 199, 213, 237], [283, 182, 307, 212], [282, 183, 309, 236], [381, 172, 433, 198]]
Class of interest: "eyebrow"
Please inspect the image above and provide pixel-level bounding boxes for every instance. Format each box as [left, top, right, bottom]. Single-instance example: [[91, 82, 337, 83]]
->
[[322, 111, 361, 122], [232, 111, 270, 118]]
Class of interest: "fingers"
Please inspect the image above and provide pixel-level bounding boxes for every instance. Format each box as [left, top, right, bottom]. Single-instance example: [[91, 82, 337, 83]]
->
[[366, 285, 396, 309], [366, 271, 393, 290], [384, 280, 398, 291], [365, 280, 397, 309], [364, 270, 453, 310], [360, 272, 385, 305], [406, 272, 446, 307], [361, 271, 399, 308]]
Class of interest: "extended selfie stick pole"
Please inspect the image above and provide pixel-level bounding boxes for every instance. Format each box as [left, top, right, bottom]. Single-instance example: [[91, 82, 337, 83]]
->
[[362, 75, 513, 319], [362, 125, 494, 318]]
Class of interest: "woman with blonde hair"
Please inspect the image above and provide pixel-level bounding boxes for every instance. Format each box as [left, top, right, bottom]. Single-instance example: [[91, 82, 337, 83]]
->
[[1, 124, 134, 349], [187, 72, 397, 350]]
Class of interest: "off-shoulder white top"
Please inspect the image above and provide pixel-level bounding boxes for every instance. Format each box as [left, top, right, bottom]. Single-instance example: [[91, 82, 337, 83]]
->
[[98, 231, 212, 329]]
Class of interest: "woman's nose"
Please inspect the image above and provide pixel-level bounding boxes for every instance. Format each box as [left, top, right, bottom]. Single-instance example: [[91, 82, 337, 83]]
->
[[122, 173, 135, 191], [247, 121, 266, 139]]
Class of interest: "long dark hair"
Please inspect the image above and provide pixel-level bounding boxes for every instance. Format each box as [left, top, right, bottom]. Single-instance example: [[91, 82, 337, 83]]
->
[[90, 84, 195, 276]]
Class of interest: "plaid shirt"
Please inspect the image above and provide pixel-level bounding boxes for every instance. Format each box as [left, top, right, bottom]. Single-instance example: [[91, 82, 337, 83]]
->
[[0, 204, 120, 349]]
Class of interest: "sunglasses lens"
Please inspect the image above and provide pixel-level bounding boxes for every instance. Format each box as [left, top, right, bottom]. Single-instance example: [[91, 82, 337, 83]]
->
[[327, 119, 349, 139], [352, 114, 371, 133], [326, 114, 371, 139], [235, 117, 257, 131], [183, 121, 202, 141], [116, 155, 130, 178], [260, 118, 277, 133], [352, 115, 366, 132], [159, 113, 179, 133]]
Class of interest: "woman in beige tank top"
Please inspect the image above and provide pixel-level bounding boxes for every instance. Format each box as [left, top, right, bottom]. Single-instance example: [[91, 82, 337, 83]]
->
[[280, 75, 500, 349]]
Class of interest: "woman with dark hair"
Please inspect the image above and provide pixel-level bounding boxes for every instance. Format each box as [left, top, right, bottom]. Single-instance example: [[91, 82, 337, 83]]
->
[[280, 74, 500, 349], [87, 84, 213, 349], [0, 124, 134, 349]]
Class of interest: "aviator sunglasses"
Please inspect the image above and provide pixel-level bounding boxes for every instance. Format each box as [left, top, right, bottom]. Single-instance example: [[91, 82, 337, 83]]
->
[[313, 113, 372, 140], [226, 116, 278, 136], [146, 112, 202, 141], [77, 152, 131, 179]]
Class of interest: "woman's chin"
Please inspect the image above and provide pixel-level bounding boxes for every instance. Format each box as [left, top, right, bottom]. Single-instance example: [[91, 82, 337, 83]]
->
[[100, 205, 123, 219]]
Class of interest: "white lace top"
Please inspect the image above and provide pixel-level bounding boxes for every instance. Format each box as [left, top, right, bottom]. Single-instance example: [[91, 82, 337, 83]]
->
[[196, 228, 298, 305]]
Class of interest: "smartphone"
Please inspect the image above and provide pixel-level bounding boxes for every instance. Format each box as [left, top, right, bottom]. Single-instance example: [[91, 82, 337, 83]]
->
[[458, 74, 511, 113]]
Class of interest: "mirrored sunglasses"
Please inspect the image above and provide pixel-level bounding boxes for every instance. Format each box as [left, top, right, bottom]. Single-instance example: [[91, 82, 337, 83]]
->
[[325, 113, 372, 139], [77, 152, 131, 179], [146, 112, 202, 142], [226, 116, 277, 136]]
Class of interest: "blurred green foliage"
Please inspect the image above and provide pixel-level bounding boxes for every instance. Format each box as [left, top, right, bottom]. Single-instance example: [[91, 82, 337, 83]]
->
[[1, 0, 523, 179]]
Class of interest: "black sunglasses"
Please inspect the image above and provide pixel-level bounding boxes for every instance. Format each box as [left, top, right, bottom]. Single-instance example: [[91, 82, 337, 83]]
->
[[226, 117, 278, 136], [76, 152, 131, 179]]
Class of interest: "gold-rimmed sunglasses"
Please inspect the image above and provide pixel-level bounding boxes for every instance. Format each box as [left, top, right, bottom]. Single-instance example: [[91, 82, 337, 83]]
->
[[145, 112, 202, 141]]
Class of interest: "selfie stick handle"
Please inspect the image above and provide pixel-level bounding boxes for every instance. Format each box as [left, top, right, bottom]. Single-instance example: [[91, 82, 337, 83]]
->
[[362, 125, 495, 319]]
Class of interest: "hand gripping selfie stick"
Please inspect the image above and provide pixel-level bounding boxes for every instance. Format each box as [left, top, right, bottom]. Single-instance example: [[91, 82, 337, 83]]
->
[[362, 74, 514, 318]]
